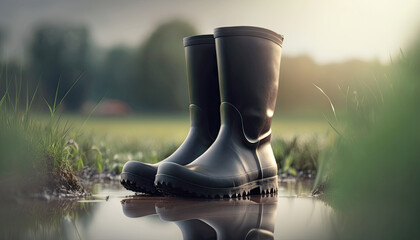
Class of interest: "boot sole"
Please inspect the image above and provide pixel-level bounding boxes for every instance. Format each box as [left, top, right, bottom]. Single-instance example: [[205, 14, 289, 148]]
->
[[120, 172, 160, 195], [155, 174, 278, 198]]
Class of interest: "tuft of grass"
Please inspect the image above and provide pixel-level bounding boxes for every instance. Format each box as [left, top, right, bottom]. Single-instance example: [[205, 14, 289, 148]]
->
[[0, 71, 86, 195], [70, 133, 180, 177], [272, 136, 325, 177], [315, 41, 420, 239]]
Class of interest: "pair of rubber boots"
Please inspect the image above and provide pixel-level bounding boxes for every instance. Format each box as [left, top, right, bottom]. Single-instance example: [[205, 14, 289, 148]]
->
[[121, 26, 283, 198], [122, 195, 277, 240]]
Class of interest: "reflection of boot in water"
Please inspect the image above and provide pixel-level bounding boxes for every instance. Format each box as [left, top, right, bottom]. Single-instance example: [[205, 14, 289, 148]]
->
[[121, 196, 165, 218], [156, 195, 277, 240], [174, 220, 217, 240], [121, 196, 216, 240]]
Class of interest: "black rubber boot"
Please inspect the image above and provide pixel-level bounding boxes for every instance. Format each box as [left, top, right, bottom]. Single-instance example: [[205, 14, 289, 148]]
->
[[121, 34, 220, 194], [121, 197, 217, 240], [155, 26, 283, 198], [156, 195, 278, 240]]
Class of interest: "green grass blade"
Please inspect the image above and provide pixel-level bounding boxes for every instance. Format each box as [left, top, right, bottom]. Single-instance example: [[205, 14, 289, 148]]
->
[[323, 114, 344, 137], [75, 96, 104, 136], [314, 84, 337, 123], [0, 84, 8, 108], [6, 77, 12, 109], [43, 97, 53, 115], [26, 80, 40, 114], [400, 48, 406, 60], [57, 72, 84, 109], [52, 76, 61, 115]]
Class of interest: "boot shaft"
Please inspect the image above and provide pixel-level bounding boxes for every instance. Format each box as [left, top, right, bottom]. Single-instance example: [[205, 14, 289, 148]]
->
[[184, 35, 220, 139], [214, 26, 283, 142]]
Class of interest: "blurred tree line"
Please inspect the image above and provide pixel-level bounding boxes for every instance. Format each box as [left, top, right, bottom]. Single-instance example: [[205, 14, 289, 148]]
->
[[0, 20, 385, 114], [29, 24, 91, 111]]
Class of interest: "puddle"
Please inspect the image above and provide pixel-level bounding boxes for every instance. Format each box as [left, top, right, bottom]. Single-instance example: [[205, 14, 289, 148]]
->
[[0, 179, 336, 240]]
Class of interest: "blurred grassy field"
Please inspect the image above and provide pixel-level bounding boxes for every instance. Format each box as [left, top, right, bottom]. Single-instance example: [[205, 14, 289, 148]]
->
[[43, 113, 331, 142], [30, 112, 330, 173]]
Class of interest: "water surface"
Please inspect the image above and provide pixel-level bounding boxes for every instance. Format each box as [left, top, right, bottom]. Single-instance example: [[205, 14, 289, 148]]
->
[[1, 180, 336, 239]]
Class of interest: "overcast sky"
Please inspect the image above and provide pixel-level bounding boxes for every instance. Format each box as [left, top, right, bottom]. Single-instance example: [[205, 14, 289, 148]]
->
[[1, 0, 419, 63]]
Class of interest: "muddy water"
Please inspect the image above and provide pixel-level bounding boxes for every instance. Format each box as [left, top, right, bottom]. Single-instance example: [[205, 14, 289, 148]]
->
[[1, 180, 336, 240]]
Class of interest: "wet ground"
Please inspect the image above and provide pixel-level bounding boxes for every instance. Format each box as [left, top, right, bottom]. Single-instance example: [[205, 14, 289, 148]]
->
[[1, 179, 336, 240]]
